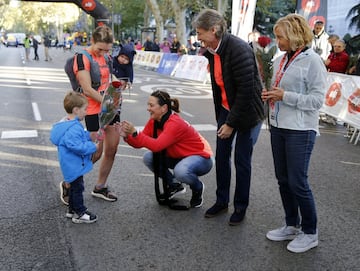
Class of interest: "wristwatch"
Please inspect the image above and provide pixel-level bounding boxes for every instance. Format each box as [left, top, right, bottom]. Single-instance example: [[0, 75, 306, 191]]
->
[[132, 131, 138, 137]]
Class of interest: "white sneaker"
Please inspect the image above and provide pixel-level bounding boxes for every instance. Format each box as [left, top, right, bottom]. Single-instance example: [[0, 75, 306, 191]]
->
[[71, 210, 97, 224], [287, 232, 318, 253], [266, 226, 301, 241]]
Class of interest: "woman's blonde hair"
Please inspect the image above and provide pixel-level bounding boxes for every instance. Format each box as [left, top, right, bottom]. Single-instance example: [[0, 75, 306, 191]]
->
[[92, 25, 113, 44], [274, 14, 313, 51]]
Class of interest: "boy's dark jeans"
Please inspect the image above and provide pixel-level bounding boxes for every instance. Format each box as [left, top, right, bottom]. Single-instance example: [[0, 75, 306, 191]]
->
[[69, 176, 87, 216]]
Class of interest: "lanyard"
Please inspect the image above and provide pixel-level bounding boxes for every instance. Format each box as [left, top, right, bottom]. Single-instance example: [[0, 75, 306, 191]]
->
[[273, 48, 303, 87], [269, 48, 303, 112]]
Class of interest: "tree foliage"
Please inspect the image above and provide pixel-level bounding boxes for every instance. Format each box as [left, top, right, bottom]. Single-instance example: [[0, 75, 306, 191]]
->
[[0, 0, 299, 46], [254, 0, 296, 37], [346, 3, 360, 55], [347, 3, 360, 32], [0, 1, 79, 35]]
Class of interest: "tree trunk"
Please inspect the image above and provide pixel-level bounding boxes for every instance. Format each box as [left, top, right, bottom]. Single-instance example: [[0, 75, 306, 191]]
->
[[146, 0, 164, 42], [170, 0, 186, 46], [217, 0, 228, 14]]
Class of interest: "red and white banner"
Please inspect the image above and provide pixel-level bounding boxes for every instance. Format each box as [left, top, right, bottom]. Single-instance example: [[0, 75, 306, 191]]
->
[[296, 0, 327, 28], [134, 50, 163, 68], [321, 73, 360, 128], [231, 0, 257, 42], [172, 55, 209, 82]]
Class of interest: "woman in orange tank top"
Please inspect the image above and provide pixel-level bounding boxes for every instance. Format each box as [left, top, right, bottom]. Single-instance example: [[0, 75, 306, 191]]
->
[[61, 26, 121, 204]]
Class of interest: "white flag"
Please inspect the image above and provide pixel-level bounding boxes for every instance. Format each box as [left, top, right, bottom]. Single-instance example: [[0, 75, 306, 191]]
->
[[231, 0, 257, 42]]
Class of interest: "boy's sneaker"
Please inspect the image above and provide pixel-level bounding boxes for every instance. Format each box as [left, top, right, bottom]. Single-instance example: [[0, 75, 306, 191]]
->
[[168, 183, 186, 199], [287, 232, 318, 253], [91, 187, 117, 202], [71, 210, 97, 224], [59, 181, 69, 206], [190, 182, 204, 208], [65, 210, 74, 218], [266, 226, 301, 241]]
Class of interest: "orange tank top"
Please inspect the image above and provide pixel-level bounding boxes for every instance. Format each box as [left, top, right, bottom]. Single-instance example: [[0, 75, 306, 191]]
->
[[73, 49, 110, 115]]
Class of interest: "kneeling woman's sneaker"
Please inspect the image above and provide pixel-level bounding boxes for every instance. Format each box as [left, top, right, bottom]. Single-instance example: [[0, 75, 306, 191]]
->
[[72, 210, 97, 224]]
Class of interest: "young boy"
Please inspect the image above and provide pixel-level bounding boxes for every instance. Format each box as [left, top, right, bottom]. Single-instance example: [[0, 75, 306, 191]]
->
[[50, 91, 100, 224]]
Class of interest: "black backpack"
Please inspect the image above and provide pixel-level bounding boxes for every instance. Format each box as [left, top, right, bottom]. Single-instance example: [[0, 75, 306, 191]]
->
[[64, 50, 112, 92]]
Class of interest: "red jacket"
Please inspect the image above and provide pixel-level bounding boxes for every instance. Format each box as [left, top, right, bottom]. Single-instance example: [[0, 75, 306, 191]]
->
[[125, 113, 213, 159], [327, 51, 349, 73]]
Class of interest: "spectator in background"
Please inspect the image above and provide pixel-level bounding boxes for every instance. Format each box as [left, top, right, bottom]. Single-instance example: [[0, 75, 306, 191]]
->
[[135, 40, 142, 50], [311, 21, 331, 62], [170, 37, 181, 53], [127, 36, 134, 48], [325, 39, 349, 74], [160, 38, 171, 53], [143, 36, 154, 51], [32, 35, 39, 61], [44, 35, 52, 61], [178, 44, 188, 55], [348, 55, 360, 75], [153, 38, 160, 52], [187, 38, 197, 55], [327, 34, 340, 53], [24, 34, 31, 61]]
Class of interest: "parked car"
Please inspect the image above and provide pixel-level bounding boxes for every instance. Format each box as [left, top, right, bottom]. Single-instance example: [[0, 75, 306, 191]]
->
[[6, 33, 26, 46], [5, 35, 18, 47], [13, 33, 26, 46]]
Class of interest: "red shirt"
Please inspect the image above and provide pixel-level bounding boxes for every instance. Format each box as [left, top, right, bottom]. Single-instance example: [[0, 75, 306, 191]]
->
[[327, 51, 349, 74], [126, 113, 213, 159], [214, 54, 229, 110]]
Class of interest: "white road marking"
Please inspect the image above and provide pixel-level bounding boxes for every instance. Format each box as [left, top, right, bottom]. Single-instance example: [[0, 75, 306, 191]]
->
[[134, 124, 217, 132], [340, 161, 360, 166], [32, 102, 42, 121], [133, 123, 267, 132], [181, 111, 194, 117], [1, 130, 38, 139]]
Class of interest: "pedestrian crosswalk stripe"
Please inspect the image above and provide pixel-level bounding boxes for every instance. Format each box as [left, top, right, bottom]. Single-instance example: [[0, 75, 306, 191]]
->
[[1, 130, 38, 139]]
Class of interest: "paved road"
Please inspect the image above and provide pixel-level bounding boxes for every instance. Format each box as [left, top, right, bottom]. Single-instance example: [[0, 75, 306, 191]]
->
[[0, 45, 359, 271]]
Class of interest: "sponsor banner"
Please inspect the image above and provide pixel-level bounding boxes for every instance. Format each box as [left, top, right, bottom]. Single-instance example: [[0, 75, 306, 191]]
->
[[157, 53, 180, 75], [231, 0, 257, 42], [321, 73, 360, 128], [134, 50, 163, 68], [296, 0, 327, 27], [172, 55, 209, 82]]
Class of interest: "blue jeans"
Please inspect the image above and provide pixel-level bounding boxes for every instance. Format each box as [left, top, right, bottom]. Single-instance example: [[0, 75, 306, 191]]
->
[[270, 127, 317, 234], [215, 106, 262, 210], [143, 151, 213, 191], [68, 176, 87, 216]]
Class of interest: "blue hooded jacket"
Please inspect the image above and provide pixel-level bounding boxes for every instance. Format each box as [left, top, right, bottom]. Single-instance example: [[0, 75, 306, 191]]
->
[[113, 44, 136, 83], [50, 117, 96, 182]]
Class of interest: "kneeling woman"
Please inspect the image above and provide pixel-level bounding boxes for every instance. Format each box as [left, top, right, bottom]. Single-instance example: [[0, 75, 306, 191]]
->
[[119, 90, 213, 208]]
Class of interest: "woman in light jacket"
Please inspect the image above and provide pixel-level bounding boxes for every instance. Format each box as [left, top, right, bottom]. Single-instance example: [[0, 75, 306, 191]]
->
[[262, 14, 327, 253]]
